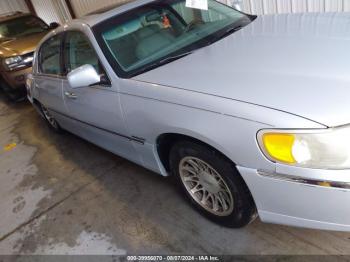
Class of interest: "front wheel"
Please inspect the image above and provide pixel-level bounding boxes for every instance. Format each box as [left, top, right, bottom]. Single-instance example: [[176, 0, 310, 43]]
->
[[169, 140, 257, 228]]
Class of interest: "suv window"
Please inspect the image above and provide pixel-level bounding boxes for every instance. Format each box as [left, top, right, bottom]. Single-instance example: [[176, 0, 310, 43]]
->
[[0, 15, 48, 41], [39, 34, 62, 75], [63, 31, 104, 75]]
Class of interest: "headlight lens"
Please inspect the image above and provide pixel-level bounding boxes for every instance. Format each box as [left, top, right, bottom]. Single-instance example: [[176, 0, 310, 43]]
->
[[258, 125, 350, 169], [4, 56, 22, 66], [3, 54, 33, 71]]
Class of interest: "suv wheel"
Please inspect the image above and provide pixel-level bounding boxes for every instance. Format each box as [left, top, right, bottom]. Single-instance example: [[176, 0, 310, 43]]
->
[[169, 140, 257, 228]]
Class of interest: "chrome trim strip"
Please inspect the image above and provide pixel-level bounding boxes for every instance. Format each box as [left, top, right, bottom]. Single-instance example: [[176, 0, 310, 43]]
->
[[35, 73, 67, 79], [49, 108, 145, 145], [257, 170, 350, 189]]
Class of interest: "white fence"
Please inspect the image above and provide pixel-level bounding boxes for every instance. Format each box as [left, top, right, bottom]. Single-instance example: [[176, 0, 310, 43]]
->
[[31, 0, 72, 24], [0, 0, 28, 14], [230, 0, 350, 15]]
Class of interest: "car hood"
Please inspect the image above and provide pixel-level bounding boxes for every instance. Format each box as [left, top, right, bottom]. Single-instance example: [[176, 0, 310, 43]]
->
[[134, 12, 350, 127], [0, 31, 48, 57]]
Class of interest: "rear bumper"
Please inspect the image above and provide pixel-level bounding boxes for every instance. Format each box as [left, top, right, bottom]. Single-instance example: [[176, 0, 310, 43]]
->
[[238, 166, 350, 231]]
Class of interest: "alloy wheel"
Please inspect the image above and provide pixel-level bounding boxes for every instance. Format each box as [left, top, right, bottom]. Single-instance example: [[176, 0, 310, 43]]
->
[[179, 156, 234, 216]]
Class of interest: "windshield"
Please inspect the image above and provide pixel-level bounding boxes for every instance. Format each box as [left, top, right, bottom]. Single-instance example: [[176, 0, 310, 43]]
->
[[93, 0, 254, 78], [0, 15, 48, 41]]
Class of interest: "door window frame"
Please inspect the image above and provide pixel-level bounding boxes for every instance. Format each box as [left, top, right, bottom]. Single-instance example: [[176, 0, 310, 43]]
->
[[61, 30, 111, 87], [37, 32, 65, 78]]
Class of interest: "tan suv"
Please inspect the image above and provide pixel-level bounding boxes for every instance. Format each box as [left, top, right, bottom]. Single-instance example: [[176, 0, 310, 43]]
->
[[0, 12, 58, 100]]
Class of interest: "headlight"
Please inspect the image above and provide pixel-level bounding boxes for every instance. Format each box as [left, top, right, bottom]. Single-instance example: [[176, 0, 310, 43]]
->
[[3, 54, 33, 71], [257, 125, 350, 170], [4, 56, 22, 66]]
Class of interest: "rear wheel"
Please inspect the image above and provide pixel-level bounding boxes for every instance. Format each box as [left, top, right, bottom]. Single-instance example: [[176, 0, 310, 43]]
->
[[169, 140, 257, 228], [40, 103, 62, 132]]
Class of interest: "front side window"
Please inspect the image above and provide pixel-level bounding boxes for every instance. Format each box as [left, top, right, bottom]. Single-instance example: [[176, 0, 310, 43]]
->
[[94, 0, 254, 78], [63, 31, 103, 74], [39, 34, 62, 75], [0, 16, 48, 42]]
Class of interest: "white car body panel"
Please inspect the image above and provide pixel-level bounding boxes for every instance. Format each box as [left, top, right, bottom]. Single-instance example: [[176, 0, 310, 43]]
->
[[27, 1, 350, 231]]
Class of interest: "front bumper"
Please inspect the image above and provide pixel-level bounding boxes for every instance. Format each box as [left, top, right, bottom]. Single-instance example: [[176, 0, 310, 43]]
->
[[0, 67, 32, 92], [238, 165, 350, 231]]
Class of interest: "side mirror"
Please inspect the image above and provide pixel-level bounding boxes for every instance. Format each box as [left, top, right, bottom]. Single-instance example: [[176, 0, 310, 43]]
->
[[67, 64, 101, 89], [49, 22, 60, 29]]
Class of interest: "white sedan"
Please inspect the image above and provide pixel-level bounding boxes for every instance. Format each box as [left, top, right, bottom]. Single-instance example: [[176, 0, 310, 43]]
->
[[27, 0, 350, 231]]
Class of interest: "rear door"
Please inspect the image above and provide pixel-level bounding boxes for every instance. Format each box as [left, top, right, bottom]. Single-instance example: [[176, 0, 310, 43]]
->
[[61, 31, 139, 162]]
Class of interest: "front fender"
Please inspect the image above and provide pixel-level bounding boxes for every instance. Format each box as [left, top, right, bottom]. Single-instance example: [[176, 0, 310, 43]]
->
[[119, 79, 325, 174]]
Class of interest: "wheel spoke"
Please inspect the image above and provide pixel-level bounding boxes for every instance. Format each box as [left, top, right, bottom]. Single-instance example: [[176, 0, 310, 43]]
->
[[201, 191, 211, 205], [220, 190, 231, 203], [181, 166, 198, 176], [187, 159, 201, 172], [212, 194, 220, 212], [198, 160, 209, 172], [218, 179, 229, 190], [190, 183, 203, 194], [217, 192, 228, 211], [183, 175, 198, 183]]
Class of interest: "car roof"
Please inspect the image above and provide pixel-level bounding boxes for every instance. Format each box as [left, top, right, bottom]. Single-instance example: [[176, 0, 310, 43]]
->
[[0, 12, 31, 23], [76, 0, 157, 26]]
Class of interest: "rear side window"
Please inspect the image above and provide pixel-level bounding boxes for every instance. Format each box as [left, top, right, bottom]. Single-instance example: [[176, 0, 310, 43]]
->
[[39, 34, 62, 75]]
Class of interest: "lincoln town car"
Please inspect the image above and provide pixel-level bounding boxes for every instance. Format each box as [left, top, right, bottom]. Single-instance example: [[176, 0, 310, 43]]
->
[[27, 0, 350, 231]]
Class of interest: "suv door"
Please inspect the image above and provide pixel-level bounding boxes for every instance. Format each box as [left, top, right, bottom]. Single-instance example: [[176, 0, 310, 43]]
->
[[35, 33, 64, 113], [61, 31, 138, 162]]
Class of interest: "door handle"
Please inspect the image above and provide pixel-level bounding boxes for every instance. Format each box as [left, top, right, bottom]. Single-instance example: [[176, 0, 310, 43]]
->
[[64, 91, 77, 99]]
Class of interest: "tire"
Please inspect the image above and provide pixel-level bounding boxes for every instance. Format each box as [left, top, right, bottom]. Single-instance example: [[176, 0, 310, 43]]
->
[[169, 140, 257, 228], [40, 103, 62, 132]]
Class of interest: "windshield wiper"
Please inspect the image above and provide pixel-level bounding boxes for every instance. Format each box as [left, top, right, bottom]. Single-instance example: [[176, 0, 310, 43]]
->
[[137, 51, 193, 75], [158, 51, 193, 64], [214, 24, 245, 42], [194, 24, 246, 50]]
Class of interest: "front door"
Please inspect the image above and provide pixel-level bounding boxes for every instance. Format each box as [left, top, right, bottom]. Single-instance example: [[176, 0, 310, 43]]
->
[[35, 33, 64, 113], [61, 31, 138, 163]]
